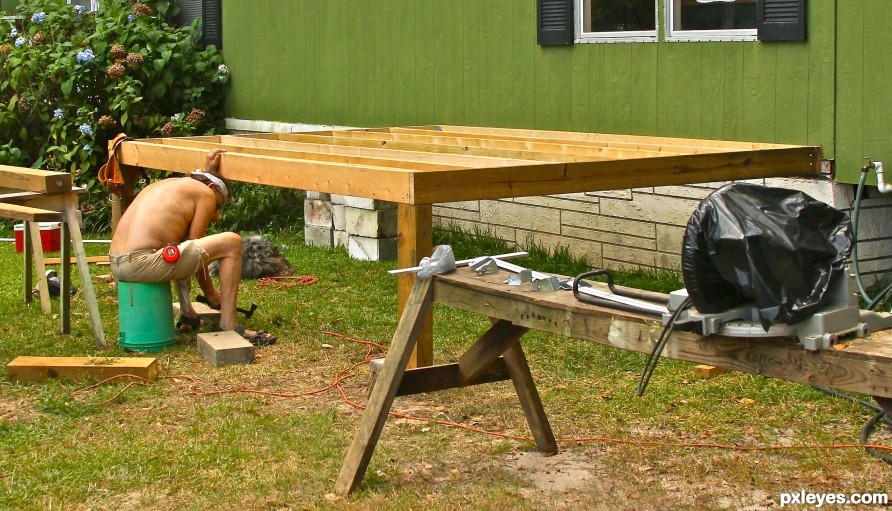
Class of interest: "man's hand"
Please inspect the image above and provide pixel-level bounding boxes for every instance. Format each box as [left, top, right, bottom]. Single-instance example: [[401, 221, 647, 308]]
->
[[206, 148, 226, 173]]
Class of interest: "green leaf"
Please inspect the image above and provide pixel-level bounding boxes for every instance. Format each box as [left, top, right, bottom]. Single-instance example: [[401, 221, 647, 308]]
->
[[61, 78, 74, 97], [121, 112, 128, 126], [152, 81, 166, 98], [153, 59, 164, 72]]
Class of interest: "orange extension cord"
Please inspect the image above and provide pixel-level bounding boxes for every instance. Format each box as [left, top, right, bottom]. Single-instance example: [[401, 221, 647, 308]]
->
[[71, 328, 892, 456]]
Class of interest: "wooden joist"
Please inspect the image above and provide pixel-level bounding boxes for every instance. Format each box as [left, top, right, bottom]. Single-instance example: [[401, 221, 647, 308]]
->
[[6, 356, 157, 383], [0, 165, 70, 193], [116, 125, 822, 206]]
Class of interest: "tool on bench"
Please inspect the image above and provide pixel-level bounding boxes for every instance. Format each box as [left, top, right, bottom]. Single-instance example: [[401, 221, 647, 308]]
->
[[195, 294, 258, 319]]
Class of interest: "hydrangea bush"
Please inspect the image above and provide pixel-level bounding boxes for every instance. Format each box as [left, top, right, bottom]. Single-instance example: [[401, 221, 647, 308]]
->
[[0, 0, 228, 230]]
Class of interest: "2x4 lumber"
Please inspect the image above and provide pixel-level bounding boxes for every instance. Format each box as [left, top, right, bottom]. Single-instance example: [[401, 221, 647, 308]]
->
[[62, 192, 105, 348], [0, 186, 86, 208], [28, 222, 51, 313], [43, 255, 109, 265], [272, 133, 584, 163], [335, 276, 434, 495], [399, 204, 433, 368], [154, 136, 465, 171], [116, 142, 417, 203], [457, 320, 529, 383], [394, 358, 511, 396], [217, 135, 544, 168], [389, 127, 714, 156], [503, 341, 558, 453], [323, 129, 678, 161], [6, 356, 157, 383], [0, 203, 62, 222], [0, 165, 71, 193], [410, 146, 822, 204], [434, 125, 796, 151]]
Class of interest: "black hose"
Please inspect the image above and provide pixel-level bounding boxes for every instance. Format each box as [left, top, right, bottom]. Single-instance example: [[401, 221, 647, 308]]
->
[[636, 296, 693, 396], [812, 385, 892, 465]]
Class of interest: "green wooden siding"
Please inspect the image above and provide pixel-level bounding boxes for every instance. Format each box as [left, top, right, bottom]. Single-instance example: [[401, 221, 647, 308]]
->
[[222, 1, 847, 177]]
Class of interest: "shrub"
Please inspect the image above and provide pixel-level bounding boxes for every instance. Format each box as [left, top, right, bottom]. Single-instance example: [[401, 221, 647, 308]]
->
[[0, 0, 228, 232]]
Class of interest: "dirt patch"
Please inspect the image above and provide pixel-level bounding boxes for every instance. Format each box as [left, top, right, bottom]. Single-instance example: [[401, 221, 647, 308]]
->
[[0, 394, 38, 422]]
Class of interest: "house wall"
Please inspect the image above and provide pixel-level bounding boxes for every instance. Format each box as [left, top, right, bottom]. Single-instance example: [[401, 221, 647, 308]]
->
[[220, 1, 892, 282]]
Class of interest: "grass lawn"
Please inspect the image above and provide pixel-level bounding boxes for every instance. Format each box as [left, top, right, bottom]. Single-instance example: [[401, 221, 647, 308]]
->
[[0, 228, 889, 510]]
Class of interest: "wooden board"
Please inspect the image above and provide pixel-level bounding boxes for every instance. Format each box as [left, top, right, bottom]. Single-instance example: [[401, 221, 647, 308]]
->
[[0, 203, 62, 222], [43, 255, 109, 265], [6, 356, 157, 383], [432, 267, 892, 399]]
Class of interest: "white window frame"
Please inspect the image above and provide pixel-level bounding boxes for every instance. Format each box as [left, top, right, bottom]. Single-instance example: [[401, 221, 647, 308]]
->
[[576, 0, 659, 44], [665, 0, 757, 42]]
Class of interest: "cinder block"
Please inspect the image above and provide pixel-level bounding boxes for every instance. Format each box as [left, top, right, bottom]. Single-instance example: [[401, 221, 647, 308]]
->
[[345, 207, 398, 238], [305, 191, 330, 200], [330, 194, 346, 205], [332, 204, 346, 231], [348, 235, 397, 261], [197, 331, 255, 367], [334, 230, 349, 248], [172, 301, 221, 323], [304, 225, 334, 248], [344, 196, 396, 210], [304, 199, 333, 227]]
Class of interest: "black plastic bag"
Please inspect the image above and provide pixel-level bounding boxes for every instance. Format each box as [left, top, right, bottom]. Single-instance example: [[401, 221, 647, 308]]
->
[[681, 183, 852, 330]]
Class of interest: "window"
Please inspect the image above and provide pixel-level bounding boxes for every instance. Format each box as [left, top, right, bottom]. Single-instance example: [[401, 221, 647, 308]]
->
[[174, 0, 222, 48], [66, 0, 100, 12], [666, 0, 758, 42], [578, 0, 658, 43]]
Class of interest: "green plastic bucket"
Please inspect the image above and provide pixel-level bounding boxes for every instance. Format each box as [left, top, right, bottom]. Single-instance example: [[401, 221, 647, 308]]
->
[[117, 281, 176, 352]]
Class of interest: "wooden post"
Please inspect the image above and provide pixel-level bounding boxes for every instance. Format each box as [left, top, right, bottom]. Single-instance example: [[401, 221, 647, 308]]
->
[[110, 165, 139, 234], [28, 221, 51, 313], [335, 276, 434, 495], [63, 192, 105, 349], [60, 220, 71, 334], [397, 204, 433, 368], [22, 221, 32, 304]]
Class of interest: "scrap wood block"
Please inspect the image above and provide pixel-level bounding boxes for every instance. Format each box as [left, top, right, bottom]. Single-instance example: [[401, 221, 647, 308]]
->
[[693, 364, 729, 379], [6, 356, 157, 383], [197, 331, 255, 367], [172, 301, 221, 322]]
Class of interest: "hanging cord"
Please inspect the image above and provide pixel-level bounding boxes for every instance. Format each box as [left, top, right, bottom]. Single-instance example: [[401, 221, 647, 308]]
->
[[852, 166, 875, 305], [811, 385, 892, 465], [636, 295, 692, 397]]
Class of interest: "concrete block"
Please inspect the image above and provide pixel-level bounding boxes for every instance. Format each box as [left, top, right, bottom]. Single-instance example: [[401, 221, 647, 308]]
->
[[344, 196, 396, 210], [304, 225, 334, 247], [348, 235, 398, 261], [330, 194, 346, 205], [334, 230, 349, 248], [332, 204, 346, 231], [304, 199, 333, 227], [345, 207, 398, 238], [197, 331, 255, 367], [171, 301, 221, 323], [305, 191, 330, 200]]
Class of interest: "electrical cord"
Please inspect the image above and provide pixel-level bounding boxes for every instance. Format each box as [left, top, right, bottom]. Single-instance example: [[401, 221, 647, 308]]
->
[[811, 385, 892, 465], [636, 295, 692, 397], [852, 167, 877, 306]]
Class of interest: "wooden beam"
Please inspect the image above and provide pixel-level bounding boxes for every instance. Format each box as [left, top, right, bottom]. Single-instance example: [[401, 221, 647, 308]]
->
[[432, 268, 892, 399], [411, 146, 822, 204], [43, 255, 109, 265], [394, 358, 511, 396], [399, 204, 433, 368], [0, 166, 71, 193], [6, 356, 157, 383], [0, 203, 62, 222]]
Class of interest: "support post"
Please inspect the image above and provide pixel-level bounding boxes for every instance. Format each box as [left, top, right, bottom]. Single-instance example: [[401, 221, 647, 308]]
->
[[397, 203, 433, 368]]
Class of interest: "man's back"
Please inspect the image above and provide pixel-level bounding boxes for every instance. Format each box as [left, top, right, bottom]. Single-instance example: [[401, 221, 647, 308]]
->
[[110, 177, 218, 255]]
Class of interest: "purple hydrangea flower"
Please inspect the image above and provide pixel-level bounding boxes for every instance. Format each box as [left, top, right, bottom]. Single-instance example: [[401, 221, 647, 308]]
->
[[83, 144, 91, 152], [79, 123, 93, 137], [53, 108, 63, 119], [14, 37, 25, 48], [31, 12, 46, 24], [74, 5, 87, 15], [9, 28, 17, 38], [76, 49, 95, 64]]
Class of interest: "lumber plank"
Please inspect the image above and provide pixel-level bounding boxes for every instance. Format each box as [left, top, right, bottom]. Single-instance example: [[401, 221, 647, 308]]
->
[[0, 203, 62, 222], [0, 166, 71, 193], [43, 255, 109, 265], [63, 192, 105, 348], [6, 356, 157, 382], [394, 358, 511, 396], [431, 268, 892, 399], [28, 222, 51, 313], [503, 341, 558, 453], [399, 204, 433, 368], [335, 277, 434, 495], [457, 320, 528, 382]]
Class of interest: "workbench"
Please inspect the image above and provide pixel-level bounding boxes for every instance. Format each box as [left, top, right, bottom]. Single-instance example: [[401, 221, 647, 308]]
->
[[113, 125, 822, 367], [334, 266, 892, 494]]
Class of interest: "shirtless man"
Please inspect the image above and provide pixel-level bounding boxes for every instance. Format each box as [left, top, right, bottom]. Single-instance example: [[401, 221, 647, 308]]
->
[[109, 149, 275, 345]]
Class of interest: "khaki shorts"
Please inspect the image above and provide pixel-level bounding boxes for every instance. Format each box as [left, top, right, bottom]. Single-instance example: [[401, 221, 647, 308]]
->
[[109, 240, 208, 283]]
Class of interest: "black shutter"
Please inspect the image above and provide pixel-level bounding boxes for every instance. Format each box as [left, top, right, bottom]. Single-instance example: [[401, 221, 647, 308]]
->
[[175, 0, 222, 48], [537, 0, 574, 46], [757, 0, 806, 42]]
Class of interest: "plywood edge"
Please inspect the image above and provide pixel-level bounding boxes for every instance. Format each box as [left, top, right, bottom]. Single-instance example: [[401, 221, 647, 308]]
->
[[6, 356, 158, 383]]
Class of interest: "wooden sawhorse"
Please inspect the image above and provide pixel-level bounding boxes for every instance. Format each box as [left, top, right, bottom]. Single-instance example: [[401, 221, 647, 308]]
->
[[334, 277, 557, 494], [0, 166, 105, 348]]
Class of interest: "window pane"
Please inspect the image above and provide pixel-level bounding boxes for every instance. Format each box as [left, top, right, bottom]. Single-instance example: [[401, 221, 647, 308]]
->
[[675, 0, 756, 31], [584, 0, 656, 33]]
